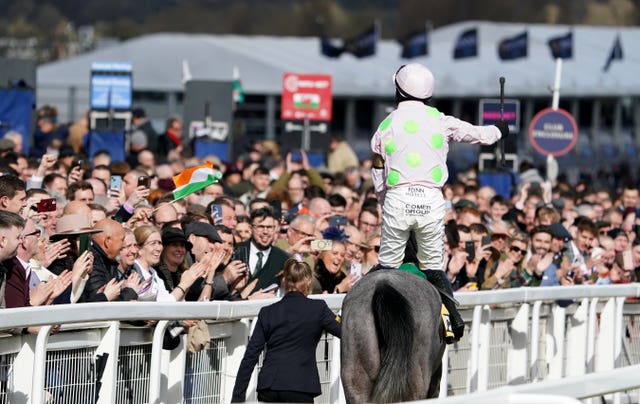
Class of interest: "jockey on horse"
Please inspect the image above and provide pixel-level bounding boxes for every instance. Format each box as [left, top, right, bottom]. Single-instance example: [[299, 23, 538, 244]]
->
[[370, 63, 509, 343]]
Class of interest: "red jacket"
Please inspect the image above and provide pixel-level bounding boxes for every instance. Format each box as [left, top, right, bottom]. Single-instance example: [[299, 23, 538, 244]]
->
[[3, 257, 30, 308]]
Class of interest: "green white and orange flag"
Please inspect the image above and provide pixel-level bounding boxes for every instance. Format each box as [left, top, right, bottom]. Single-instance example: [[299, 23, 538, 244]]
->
[[172, 162, 222, 201]]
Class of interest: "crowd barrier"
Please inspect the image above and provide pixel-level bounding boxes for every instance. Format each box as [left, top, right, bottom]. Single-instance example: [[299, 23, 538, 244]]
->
[[1, 285, 640, 403]]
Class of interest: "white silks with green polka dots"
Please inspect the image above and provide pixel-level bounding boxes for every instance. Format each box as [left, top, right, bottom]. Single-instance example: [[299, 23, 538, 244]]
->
[[371, 100, 501, 269]]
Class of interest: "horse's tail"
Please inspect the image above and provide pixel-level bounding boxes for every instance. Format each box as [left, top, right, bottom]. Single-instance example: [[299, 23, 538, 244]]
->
[[370, 280, 415, 403]]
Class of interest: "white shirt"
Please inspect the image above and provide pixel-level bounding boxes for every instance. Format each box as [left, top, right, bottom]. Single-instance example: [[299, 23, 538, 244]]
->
[[249, 243, 271, 276]]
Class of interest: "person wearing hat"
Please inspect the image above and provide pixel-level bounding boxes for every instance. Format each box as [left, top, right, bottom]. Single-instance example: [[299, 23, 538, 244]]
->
[[156, 227, 192, 291], [549, 222, 572, 271], [607, 228, 630, 254], [182, 221, 234, 301], [4, 218, 94, 308], [370, 63, 509, 343]]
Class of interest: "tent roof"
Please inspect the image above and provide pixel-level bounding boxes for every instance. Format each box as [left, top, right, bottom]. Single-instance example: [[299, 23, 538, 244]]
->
[[37, 21, 639, 98]]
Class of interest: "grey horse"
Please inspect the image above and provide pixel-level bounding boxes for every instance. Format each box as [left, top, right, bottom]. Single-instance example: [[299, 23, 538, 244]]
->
[[341, 270, 446, 403]]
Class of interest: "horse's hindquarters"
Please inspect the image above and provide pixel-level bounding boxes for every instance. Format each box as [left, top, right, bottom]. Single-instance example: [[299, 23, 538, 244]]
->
[[341, 270, 446, 403]]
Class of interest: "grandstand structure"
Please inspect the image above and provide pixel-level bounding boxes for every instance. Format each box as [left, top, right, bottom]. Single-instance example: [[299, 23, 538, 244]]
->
[[37, 21, 640, 170]]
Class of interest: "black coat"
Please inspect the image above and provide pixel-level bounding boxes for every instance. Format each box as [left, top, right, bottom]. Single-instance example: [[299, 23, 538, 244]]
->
[[236, 241, 290, 292], [231, 291, 341, 402], [80, 243, 138, 302]]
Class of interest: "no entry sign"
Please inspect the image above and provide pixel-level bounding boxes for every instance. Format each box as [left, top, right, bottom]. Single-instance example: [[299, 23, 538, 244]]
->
[[528, 108, 578, 157]]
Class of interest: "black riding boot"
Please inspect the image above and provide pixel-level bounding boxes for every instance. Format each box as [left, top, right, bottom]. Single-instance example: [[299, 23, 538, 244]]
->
[[422, 269, 465, 344]]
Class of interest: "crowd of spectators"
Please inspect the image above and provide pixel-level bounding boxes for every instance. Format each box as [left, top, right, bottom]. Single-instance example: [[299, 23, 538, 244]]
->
[[1, 104, 640, 337]]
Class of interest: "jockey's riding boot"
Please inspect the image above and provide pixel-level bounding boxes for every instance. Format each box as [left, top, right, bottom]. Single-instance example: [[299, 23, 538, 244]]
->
[[422, 269, 465, 344]]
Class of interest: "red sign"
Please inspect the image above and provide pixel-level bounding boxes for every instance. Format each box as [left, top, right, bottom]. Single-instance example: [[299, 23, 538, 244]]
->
[[281, 73, 332, 121]]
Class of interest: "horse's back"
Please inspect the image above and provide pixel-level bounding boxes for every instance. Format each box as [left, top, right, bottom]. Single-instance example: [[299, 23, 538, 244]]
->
[[341, 270, 446, 403]]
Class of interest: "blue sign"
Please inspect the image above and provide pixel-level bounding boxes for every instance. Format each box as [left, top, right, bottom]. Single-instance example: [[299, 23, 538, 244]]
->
[[528, 108, 578, 157], [479, 99, 520, 132], [90, 62, 133, 110]]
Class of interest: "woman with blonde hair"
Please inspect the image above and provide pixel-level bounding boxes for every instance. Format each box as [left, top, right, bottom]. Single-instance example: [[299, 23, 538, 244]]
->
[[132, 225, 205, 301], [232, 258, 341, 403], [481, 231, 531, 290]]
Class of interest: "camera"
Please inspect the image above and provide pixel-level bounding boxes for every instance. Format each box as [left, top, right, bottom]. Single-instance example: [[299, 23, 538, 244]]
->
[[328, 215, 347, 228], [138, 176, 150, 188], [311, 239, 333, 251]]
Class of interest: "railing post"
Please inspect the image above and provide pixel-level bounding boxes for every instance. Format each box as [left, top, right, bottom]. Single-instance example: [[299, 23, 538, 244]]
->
[[30, 325, 52, 404], [586, 298, 599, 373], [96, 321, 122, 404], [164, 335, 187, 403], [440, 344, 450, 398], [329, 331, 344, 403], [508, 303, 530, 384], [596, 297, 616, 372], [546, 304, 566, 379], [11, 335, 36, 403], [469, 305, 491, 392], [565, 298, 589, 377], [149, 320, 170, 404], [221, 318, 252, 403], [530, 301, 543, 382]]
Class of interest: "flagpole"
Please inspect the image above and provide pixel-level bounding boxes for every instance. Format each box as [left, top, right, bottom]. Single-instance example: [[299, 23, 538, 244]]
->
[[426, 20, 433, 56], [547, 57, 563, 183], [551, 58, 562, 110]]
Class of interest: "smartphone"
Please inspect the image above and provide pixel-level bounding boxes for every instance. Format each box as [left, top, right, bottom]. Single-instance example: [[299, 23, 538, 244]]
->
[[328, 215, 348, 228], [566, 270, 575, 279], [78, 234, 92, 255], [110, 175, 122, 190], [36, 198, 57, 213], [311, 239, 333, 251], [138, 176, 150, 188], [623, 250, 634, 270], [269, 200, 282, 220], [350, 262, 362, 279], [465, 240, 475, 262], [72, 159, 85, 169], [481, 235, 492, 247], [211, 204, 223, 220], [290, 151, 302, 162], [262, 283, 279, 293], [232, 246, 249, 265]]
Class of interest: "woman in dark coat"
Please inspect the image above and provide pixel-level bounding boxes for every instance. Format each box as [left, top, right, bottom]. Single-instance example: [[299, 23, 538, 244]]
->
[[232, 258, 341, 403]]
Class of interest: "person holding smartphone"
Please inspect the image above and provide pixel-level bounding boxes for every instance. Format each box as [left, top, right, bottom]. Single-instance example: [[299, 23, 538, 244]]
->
[[232, 259, 341, 403]]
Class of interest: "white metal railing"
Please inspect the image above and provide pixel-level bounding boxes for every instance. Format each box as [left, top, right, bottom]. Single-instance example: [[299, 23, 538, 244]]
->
[[1, 285, 640, 403]]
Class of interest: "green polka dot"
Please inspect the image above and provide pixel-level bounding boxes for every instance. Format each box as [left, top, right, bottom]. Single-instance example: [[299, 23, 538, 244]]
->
[[387, 170, 400, 186], [431, 166, 443, 183], [379, 117, 392, 131], [426, 107, 440, 118], [431, 133, 444, 149], [403, 120, 419, 134], [384, 139, 397, 155], [406, 152, 421, 167]]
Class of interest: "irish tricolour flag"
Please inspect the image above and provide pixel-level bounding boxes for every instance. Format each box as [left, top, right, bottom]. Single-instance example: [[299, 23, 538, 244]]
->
[[172, 162, 222, 201]]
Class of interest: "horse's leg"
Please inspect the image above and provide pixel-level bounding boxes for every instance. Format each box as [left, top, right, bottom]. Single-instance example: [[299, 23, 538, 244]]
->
[[341, 318, 379, 403], [427, 361, 442, 398]]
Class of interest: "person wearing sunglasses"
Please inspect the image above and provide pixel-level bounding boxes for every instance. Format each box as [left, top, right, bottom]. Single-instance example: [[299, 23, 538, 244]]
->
[[481, 232, 530, 290]]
